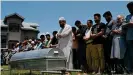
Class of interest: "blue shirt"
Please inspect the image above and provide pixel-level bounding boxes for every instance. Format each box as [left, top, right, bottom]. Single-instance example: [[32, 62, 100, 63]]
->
[[36, 42, 43, 49], [126, 14, 133, 40]]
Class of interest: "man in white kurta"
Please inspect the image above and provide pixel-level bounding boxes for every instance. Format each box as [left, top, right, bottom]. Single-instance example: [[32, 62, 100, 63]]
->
[[57, 17, 73, 69]]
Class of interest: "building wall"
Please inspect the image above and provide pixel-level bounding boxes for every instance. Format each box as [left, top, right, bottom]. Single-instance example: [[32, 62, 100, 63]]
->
[[1, 27, 8, 32], [7, 18, 22, 25], [7, 18, 22, 42], [8, 32, 21, 42], [1, 33, 8, 49], [21, 30, 38, 41], [1, 27, 8, 49], [1, 28, 39, 49], [1, 13, 39, 51]]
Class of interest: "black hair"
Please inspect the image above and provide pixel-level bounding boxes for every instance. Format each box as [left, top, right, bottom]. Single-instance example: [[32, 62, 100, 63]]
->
[[72, 27, 77, 32], [127, 2, 133, 9], [46, 34, 50, 37], [32, 37, 35, 41], [37, 39, 41, 41], [103, 11, 112, 17], [19, 42, 22, 45], [94, 13, 101, 18], [87, 20, 93, 24], [53, 31, 58, 35], [40, 35, 45, 38], [75, 20, 81, 25]]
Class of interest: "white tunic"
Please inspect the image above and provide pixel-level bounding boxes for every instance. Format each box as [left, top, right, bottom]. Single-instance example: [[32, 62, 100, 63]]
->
[[57, 24, 73, 69], [110, 24, 126, 59], [85, 27, 92, 38]]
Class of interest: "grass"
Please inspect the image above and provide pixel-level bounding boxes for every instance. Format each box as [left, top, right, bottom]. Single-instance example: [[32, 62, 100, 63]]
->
[[2, 65, 132, 75], [1, 65, 79, 75], [1, 65, 40, 75]]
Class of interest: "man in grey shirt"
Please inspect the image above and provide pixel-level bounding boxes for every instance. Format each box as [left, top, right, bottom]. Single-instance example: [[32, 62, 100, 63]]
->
[[103, 11, 116, 73]]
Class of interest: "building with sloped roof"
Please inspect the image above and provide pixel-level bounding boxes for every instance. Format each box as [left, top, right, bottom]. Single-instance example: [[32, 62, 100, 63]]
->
[[1, 13, 40, 50]]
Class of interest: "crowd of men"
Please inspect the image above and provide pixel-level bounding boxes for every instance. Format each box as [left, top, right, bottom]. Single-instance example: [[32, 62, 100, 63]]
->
[[1, 2, 133, 75], [11, 31, 58, 52], [70, 2, 133, 74], [1, 31, 58, 65]]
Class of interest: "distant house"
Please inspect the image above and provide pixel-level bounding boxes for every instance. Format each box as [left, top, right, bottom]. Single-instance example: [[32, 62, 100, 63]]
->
[[1, 13, 40, 50]]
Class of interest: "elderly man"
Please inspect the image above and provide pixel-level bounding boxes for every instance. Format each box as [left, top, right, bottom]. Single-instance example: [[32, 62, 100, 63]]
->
[[57, 17, 73, 69], [110, 15, 127, 74]]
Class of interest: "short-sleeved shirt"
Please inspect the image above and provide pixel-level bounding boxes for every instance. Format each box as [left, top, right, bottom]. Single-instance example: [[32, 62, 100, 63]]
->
[[126, 14, 133, 40], [91, 22, 106, 44]]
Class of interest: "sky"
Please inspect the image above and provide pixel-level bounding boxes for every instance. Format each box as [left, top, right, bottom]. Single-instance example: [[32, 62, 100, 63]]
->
[[1, 1, 130, 37]]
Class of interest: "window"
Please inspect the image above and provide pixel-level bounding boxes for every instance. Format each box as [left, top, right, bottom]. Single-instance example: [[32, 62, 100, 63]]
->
[[1, 35, 7, 48], [9, 23, 20, 32], [32, 26, 37, 29], [1, 27, 7, 32]]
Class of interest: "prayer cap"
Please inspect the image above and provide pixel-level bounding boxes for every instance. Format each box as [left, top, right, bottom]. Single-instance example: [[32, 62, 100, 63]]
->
[[31, 41, 35, 44], [46, 32, 50, 35], [28, 39, 32, 41], [46, 32, 50, 36], [59, 17, 65, 21]]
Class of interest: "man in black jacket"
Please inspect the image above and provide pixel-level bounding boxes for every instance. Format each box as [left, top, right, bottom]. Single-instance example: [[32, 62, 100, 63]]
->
[[103, 11, 116, 73], [75, 20, 88, 72]]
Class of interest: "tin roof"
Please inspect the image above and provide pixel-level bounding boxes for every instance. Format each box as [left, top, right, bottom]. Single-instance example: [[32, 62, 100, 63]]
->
[[1, 20, 39, 31], [3, 13, 25, 24], [22, 22, 39, 27], [4, 13, 24, 20]]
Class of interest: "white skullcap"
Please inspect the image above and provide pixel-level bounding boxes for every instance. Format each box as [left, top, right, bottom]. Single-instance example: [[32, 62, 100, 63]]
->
[[46, 32, 50, 35], [29, 39, 32, 41], [39, 33, 45, 35], [16, 43, 19, 45], [59, 17, 65, 21], [31, 41, 35, 44]]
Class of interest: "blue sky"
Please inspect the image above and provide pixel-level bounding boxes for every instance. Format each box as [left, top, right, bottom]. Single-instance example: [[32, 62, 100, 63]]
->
[[1, 1, 130, 36]]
